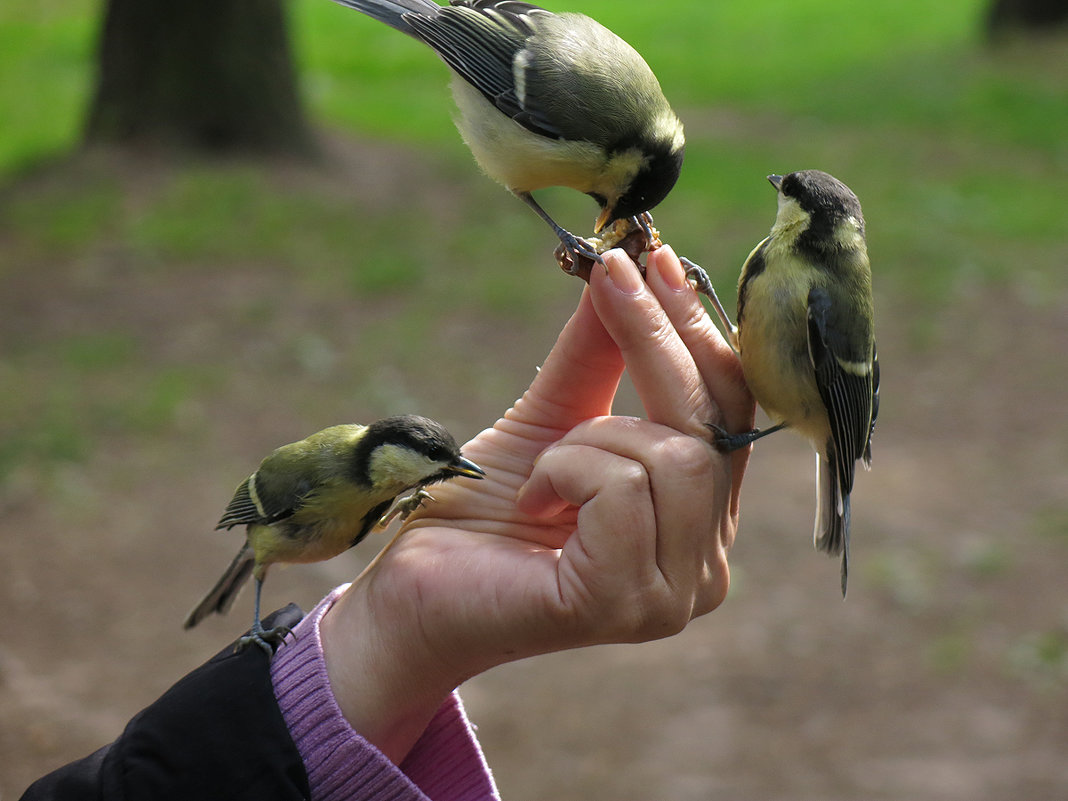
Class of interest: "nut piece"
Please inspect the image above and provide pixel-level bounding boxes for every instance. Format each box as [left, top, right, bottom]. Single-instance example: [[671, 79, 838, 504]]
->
[[556, 216, 663, 283]]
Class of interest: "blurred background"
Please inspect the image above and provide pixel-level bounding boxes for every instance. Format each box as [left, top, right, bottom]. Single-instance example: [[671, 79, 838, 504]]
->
[[1, 0, 1065, 797]]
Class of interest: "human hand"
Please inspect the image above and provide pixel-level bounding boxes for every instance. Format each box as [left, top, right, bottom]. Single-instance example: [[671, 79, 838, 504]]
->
[[320, 247, 754, 762]]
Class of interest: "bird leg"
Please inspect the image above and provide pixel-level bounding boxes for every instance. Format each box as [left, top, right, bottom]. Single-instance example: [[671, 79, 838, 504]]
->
[[555, 215, 660, 281], [354, 490, 436, 586], [707, 420, 788, 453], [377, 488, 435, 529], [516, 191, 604, 271], [683, 257, 787, 454], [679, 257, 740, 352], [633, 211, 656, 246], [354, 488, 436, 585], [235, 576, 291, 656]]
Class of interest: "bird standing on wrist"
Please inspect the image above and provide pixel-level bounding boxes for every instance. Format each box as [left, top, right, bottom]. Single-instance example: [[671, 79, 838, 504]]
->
[[683, 170, 879, 595], [330, 0, 685, 267], [183, 415, 485, 653]]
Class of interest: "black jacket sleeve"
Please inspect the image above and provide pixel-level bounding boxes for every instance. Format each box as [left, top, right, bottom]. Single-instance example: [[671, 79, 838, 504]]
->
[[20, 605, 310, 801]]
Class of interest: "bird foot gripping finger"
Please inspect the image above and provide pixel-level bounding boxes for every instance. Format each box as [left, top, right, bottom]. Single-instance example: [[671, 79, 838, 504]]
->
[[554, 236, 608, 282], [680, 256, 716, 297], [555, 217, 658, 282], [679, 256, 740, 349], [357, 490, 437, 586], [706, 421, 788, 453], [558, 231, 606, 275], [378, 488, 436, 529], [633, 212, 659, 248], [706, 422, 753, 453]]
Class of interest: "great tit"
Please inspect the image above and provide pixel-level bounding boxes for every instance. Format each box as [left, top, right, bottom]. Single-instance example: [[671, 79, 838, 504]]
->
[[683, 170, 879, 595], [183, 415, 484, 652], [330, 0, 685, 266]]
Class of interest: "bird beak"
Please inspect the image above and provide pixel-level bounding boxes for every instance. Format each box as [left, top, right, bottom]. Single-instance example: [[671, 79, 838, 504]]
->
[[445, 456, 485, 480], [594, 205, 614, 234], [767, 174, 783, 190]]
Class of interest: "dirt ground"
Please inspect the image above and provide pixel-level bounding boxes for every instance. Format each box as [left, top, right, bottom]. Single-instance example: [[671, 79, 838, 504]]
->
[[1, 146, 1066, 800]]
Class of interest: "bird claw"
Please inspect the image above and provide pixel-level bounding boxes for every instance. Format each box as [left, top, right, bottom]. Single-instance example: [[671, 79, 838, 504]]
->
[[378, 489, 435, 528], [555, 216, 660, 282], [633, 211, 657, 244], [679, 257, 740, 350], [707, 421, 787, 453], [706, 422, 755, 453], [680, 257, 716, 298], [235, 623, 292, 656], [559, 232, 605, 274]]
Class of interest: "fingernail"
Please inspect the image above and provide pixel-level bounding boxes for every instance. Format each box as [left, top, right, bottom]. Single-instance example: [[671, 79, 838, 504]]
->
[[653, 246, 689, 291], [604, 251, 643, 294]]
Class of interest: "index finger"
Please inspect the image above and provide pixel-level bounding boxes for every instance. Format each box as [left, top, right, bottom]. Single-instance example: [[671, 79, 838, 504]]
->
[[502, 285, 624, 436], [588, 250, 711, 434], [644, 247, 754, 437], [644, 246, 756, 518]]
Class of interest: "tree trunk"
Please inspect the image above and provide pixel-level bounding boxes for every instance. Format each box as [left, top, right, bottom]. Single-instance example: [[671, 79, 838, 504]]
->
[[986, 0, 1068, 38], [85, 0, 315, 155]]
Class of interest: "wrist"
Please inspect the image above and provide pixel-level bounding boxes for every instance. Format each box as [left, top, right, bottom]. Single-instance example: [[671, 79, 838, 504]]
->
[[319, 573, 460, 765]]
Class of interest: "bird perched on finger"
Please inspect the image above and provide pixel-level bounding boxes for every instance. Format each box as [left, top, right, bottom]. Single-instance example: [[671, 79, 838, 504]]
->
[[183, 415, 485, 653], [330, 0, 685, 267], [682, 170, 879, 595]]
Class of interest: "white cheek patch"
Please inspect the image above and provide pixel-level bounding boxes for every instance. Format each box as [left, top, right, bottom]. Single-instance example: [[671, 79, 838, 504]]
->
[[368, 444, 439, 489], [595, 148, 648, 201]]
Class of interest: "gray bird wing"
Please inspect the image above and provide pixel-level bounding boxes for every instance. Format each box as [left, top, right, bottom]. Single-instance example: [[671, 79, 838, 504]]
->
[[403, 1, 563, 139], [329, 0, 446, 34], [735, 237, 770, 330], [215, 466, 315, 530], [806, 286, 876, 498], [865, 344, 880, 468]]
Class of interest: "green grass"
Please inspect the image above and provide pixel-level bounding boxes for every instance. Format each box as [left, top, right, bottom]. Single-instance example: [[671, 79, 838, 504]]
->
[[262, 0, 1067, 305], [0, 2, 97, 171], [0, 323, 218, 482], [296, 0, 983, 136], [4, 0, 1062, 163], [294, 0, 1065, 157], [0, 0, 1065, 308], [1008, 628, 1068, 685]]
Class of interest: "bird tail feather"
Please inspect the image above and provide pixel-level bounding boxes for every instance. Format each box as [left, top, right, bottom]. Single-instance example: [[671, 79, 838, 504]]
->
[[328, 0, 441, 34], [814, 451, 850, 596], [183, 543, 255, 630]]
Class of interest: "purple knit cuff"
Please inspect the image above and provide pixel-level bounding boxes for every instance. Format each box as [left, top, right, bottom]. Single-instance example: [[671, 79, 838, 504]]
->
[[270, 585, 499, 801]]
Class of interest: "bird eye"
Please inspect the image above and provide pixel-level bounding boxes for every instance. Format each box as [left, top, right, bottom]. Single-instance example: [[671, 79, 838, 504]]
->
[[427, 446, 451, 462]]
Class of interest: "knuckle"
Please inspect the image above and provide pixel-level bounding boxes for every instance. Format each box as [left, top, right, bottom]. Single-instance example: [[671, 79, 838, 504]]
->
[[694, 558, 731, 617], [653, 433, 717, 483], [639, 600, 691, 638], [622, 582, 692, 640], [612, 460, 651, 495]]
